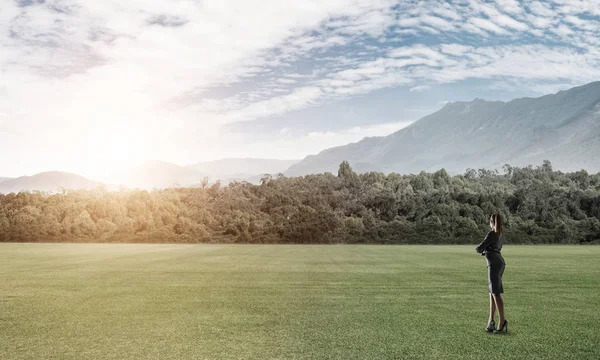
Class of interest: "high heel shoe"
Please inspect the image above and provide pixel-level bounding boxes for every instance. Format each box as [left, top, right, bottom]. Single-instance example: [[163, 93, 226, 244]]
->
[[493, 319, 508, 334], [485, 320, 495, 332]]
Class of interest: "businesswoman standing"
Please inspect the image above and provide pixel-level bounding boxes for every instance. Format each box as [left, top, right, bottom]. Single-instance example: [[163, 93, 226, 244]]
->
[[476, 213, 508, 334]]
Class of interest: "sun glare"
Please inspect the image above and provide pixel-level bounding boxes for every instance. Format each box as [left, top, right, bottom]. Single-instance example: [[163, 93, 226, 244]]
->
[[77, 122, 149, 183]]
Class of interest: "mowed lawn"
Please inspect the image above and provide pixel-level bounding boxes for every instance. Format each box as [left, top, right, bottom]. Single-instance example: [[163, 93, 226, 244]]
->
[[1, 244, 599, 360]]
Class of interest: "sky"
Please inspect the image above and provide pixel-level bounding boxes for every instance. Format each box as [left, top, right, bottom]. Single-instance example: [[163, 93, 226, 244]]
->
[[1, 0, 600, 179]]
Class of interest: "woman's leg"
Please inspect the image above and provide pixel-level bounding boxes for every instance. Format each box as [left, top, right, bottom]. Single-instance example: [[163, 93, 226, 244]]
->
[[488, 293, 496, 323], [492, 294, 505, 328]]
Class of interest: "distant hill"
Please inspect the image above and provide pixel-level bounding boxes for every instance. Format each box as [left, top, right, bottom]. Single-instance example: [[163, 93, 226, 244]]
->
[[0, 172, 101, 194], [286, 81, 600, 176], [0, 177, 12, 184]]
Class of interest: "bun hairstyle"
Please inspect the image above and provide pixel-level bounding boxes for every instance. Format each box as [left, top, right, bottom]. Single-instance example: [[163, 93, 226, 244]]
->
[[492, 213, 503, 238]]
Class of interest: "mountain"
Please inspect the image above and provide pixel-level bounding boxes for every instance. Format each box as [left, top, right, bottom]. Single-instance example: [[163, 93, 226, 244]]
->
[[0, 171, 102, 194], [286, 81, 600, 176], [0, 177, 12, 184], [187, 158, 300, 179]]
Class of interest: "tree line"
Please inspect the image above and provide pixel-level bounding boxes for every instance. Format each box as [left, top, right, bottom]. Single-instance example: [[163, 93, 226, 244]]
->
[[1, 160, 599, 244]]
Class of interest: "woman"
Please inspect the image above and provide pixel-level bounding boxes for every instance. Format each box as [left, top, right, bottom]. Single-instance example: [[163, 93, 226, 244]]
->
[[476, 213, 508, 334]]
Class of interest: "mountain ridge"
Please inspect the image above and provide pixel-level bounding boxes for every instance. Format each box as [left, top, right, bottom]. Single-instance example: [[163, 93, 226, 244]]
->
[[285, 81, 600, 176], [0, 171, 103, 194]]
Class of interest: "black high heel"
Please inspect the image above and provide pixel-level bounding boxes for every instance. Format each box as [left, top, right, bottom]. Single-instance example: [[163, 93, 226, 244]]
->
[[493, 319, 508, 334], [485, 320, 495, 332]]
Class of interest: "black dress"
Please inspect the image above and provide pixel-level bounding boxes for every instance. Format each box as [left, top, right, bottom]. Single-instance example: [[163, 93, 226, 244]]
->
[[475, 230, 506, 294]]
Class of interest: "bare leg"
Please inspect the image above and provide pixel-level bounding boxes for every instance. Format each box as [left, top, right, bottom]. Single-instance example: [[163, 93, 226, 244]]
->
[[488, 293, 496, 323], [492, 294, 505, 329]]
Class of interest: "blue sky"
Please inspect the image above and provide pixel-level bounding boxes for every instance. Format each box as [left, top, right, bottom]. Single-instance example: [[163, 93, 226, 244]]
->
[[1, 0, 600, 179]]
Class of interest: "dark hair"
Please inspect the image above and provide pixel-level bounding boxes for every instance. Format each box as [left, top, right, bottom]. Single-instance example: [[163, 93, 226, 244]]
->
[[491, 213, 503, 238]]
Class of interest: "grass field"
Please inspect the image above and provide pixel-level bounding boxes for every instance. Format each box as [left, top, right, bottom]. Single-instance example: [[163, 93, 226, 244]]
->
[[1, 244, 599, 360]]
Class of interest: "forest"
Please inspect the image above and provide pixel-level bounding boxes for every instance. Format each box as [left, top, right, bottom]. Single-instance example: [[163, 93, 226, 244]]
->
[[1, 160, 599, 244]]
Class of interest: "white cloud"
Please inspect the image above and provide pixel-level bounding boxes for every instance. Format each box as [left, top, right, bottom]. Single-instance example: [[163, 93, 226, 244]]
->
[[494, 0, 523, 14], [493, 14, 529, 31], [3, 0, 600, 176], [462, 22, 490, 36], [410, 85, 431, 92], [551, 24, 575, 37], [398, 17, 422, 28], [432, 6, 462, 21], [277, 78, 297, 84], [388, 44, 446, 61], [528, 1, 556, 17], [469, 17, 510, 34], [440, 43, 473, 56], [210, 86, 324, 123], [399, 15, 456, 31]]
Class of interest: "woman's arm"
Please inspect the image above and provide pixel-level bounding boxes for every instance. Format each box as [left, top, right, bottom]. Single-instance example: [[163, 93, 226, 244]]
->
[[475, 231, 496, 254]]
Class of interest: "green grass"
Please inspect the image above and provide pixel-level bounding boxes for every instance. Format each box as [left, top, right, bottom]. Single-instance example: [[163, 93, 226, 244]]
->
[[1, 244, 599, 360]]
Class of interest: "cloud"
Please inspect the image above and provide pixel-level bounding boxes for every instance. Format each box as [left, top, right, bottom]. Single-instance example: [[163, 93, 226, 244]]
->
[[469, 18, 510, 34], [440, 43, 472, 56], [410, 85, 431, 92], [551, 24, 575, 37], [277, 78, 297, 84], [3, 0, 600, 175], [494, 0, 523, 14], [388, 44, 446, 61], [146, 14, 188, 28], [528, 1, 556, 17], [493, 14, 529, 31], [209, 86, 324, 123], [204, 1, 600, 121]]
